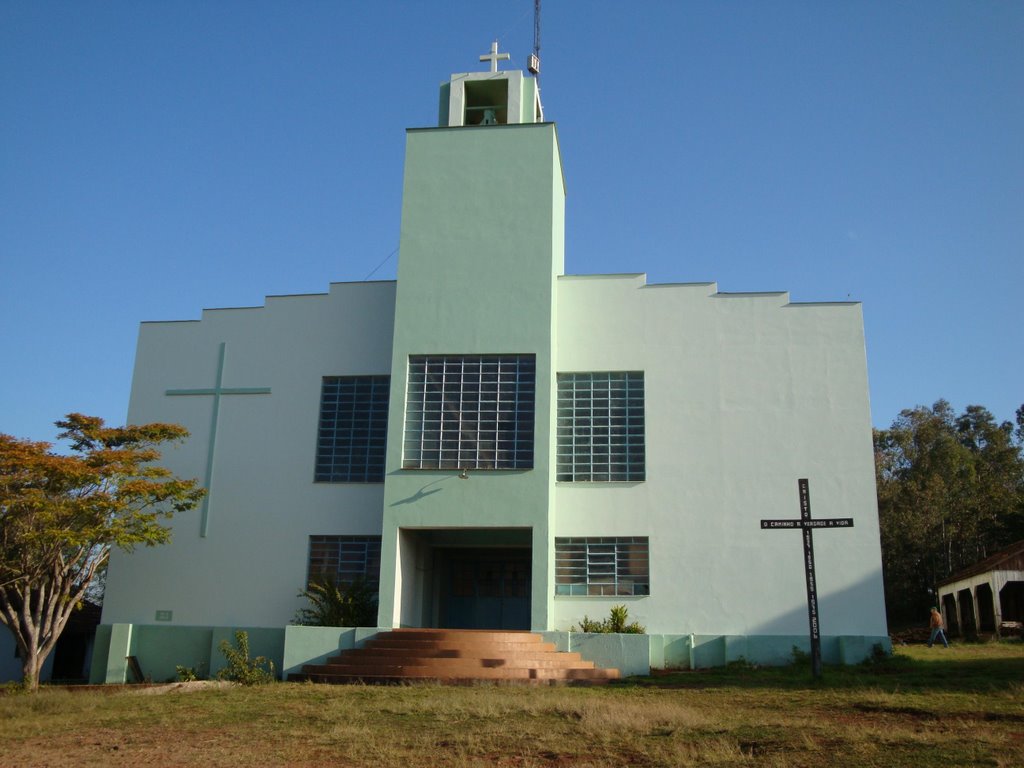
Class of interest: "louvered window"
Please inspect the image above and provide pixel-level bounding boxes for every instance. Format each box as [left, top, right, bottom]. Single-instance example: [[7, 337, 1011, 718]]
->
[[307, 535, 382, 589], [555, 537, 650, 596]]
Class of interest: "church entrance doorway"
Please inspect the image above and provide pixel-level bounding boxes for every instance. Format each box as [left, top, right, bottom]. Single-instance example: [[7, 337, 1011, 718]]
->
[[439, 548, 531, 630], [395, 527, 532, 631]]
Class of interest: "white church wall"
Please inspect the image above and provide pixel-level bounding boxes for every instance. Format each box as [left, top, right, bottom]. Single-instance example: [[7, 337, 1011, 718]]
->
[[102, 281, 396, 629], [553, 274, 888, 639]]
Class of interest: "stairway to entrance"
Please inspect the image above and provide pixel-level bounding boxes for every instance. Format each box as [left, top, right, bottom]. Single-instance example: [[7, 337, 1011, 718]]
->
[[288, 628, 620, 685]]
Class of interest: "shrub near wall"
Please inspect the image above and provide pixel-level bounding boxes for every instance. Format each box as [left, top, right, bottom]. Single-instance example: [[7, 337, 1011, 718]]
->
[[573, 605, 646, 634]]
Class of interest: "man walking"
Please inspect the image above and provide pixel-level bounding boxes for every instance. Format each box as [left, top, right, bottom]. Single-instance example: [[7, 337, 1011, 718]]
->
[[928, 607, 949, 648]]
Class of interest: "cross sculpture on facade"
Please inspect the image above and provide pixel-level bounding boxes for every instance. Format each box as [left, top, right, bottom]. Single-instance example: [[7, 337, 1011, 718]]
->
[[760, 479, 854, 678], [165, 342, 271, 538], [480, 40, 510, 72]]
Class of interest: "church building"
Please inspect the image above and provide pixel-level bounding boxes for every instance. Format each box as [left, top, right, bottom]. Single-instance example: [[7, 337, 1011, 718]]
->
[[92, 48, 889, 681]]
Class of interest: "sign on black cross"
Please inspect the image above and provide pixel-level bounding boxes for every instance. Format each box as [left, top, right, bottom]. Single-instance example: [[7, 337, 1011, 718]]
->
[[760, 479, 854, 678]]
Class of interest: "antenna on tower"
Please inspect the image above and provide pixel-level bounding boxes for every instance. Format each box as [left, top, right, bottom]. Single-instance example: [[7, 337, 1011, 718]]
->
[[528, 0, 541, 76]]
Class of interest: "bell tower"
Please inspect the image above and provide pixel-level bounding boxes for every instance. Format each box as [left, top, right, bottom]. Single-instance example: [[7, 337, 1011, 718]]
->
[[438, 41, 544, 127], [378, 43, 563, 632]]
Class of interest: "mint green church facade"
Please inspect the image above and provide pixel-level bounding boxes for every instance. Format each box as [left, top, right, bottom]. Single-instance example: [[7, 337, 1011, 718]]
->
[[92, 57, 889, 682]]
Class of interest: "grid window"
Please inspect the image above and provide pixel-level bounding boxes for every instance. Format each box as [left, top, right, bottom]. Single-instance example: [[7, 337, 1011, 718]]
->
[[315, 376, 389, 482], [403, 355, 535, 470], [556, 371, 645, 482], [554, 537, 649, 596], [307, 535, 382, 590]]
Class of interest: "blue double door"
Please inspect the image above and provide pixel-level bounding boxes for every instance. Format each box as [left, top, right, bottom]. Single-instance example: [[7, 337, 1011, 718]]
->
[[441, 548, 531, 630]]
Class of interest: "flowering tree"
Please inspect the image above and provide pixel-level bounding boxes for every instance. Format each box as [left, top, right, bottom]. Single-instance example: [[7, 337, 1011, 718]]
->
[[0, 414, 204, 690]]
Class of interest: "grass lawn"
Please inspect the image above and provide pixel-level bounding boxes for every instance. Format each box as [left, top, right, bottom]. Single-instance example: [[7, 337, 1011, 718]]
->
[[1, 642, 1022, 767]]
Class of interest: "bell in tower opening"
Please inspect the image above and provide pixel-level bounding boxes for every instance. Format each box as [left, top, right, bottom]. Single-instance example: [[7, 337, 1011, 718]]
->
[[464, 79, 509, 126], [438, 41, 544, 128]]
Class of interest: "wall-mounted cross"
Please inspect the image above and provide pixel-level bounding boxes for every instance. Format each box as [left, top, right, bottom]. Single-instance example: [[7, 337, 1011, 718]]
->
[[166, 342, 271, 538], [761, 479, 854, 678], [480, 40, 510, 72]]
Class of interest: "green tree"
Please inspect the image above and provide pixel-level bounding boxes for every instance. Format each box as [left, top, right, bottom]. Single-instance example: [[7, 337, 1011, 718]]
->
[[573, 604, 646, 634], [955, 405, 1024, 547], [874, 401, 1024, 625], [216, 630, 275, 685], [0, 414, 204, 690], [293, 577, 378, 628]]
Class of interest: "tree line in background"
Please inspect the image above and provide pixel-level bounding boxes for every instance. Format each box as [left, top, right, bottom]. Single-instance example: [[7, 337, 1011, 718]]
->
[[874, 401, 1024, 626]]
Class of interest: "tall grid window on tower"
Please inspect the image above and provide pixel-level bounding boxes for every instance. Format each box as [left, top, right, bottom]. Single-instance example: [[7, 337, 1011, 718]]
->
[[555, 537, 650, 596], [556, 371, 646, 482], [403, 354, 535, 470], [314, 376, 390, 482]]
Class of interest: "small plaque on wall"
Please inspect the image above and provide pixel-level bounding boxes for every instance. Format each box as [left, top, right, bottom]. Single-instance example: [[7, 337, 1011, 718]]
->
[[154, 610, 173, 622]]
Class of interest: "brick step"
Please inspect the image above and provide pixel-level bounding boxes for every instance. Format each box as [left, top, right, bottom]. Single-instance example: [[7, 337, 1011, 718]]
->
[[288, 672, 616, 686], [329, 649, 586, 664], [335, 643, 561, 663], [290, 628, 621, 686], [316, 657, 597, 672], [296, 665, 619, 681], [364, 638, 559, 653], [387, 629, 542, 643]]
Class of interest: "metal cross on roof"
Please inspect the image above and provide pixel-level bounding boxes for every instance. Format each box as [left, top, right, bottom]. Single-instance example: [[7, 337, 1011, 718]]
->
[[480, 40, 510, 72]]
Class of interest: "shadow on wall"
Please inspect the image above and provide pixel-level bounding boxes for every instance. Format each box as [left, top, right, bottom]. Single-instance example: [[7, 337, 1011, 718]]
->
[[745, 568, 889, 639], [388, 473, 456, 507]]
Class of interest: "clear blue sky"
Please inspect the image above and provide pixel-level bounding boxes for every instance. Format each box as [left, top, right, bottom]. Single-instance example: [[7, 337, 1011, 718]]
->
[[2, 1, 1021, 446]]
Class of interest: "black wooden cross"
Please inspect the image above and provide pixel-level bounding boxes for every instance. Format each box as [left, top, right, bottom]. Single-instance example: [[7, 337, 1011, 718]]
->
[[760, 478, 854, 678]]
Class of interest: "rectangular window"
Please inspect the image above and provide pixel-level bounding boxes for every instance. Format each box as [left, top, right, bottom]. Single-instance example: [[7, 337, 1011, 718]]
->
[[464, 79, 509, 125], [403, 354, 535, 470], [556, 371, 645, 482], [307, 535, 382, 589], [554, 537, 649, 596], [315, 376, 389, 482]]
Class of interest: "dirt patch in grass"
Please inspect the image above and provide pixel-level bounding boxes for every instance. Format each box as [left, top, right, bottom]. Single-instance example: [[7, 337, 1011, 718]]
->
[[133, 680, 235, 695], [852, 702, 940, 719]]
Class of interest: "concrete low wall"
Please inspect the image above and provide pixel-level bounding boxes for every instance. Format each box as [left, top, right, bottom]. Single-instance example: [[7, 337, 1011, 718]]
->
[[90, 625, 893, 683], [549, 632, 889, 673], [90, 624, 286, 684], [649, 634, 892, 669], [542, 631, 651, 677], [282, 626, 387, 677]]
